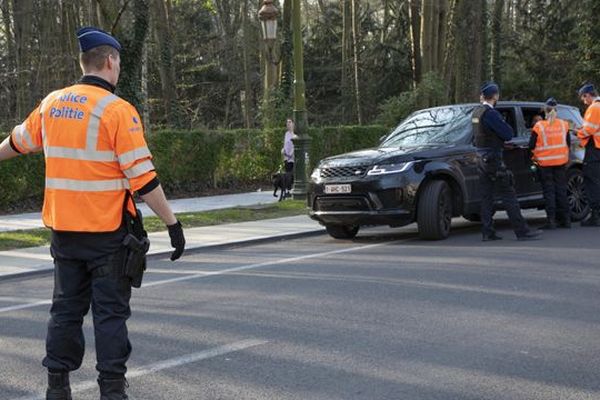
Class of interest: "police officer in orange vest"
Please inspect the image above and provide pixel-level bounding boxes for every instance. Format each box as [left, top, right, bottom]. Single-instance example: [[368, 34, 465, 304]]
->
[[529, 98, 571, 229], [577, 83, 600, 226], [0, 27, 186, 399]]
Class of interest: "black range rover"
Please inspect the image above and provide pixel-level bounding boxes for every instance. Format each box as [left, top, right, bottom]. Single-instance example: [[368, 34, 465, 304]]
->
[[308, 102, 588, 240]]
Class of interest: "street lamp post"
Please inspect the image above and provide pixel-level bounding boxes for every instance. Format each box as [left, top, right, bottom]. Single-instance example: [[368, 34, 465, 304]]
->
[[291, 0, 311, 201], [258, 0, 280, 99]]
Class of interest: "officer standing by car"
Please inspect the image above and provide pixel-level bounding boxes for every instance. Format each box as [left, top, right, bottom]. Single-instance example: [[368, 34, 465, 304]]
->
[[529, 98, 571, 229], [577, 83, 600, 226], [472, 82, 542, 241], [0, 27, 186, 399]]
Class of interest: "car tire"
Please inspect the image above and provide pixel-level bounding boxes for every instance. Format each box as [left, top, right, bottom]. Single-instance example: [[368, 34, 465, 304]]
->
[[417, 180, 452, 240], [325, 225, 359, 240], [567, 168, 589, 221]]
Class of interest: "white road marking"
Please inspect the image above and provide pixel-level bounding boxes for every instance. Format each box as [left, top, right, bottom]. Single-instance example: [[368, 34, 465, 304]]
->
[[11, 339, 268, 400], [0, 299, 51, 313], [142, 242, 388, 288], [0, 296, 48, 303], [0, 241, 391, 314], [144, 268, 214, 275], [0, 251, 51, 261]]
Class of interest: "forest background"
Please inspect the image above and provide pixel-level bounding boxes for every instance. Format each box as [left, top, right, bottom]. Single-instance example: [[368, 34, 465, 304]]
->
[[0, 0, 599, 132], [0, 0, 599, 211]]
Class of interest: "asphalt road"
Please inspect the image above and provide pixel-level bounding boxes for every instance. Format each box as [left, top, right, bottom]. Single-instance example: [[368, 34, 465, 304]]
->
[[1, 217, 600, 400]]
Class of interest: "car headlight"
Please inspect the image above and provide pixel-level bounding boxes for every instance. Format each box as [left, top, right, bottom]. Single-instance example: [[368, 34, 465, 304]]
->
[[310, 168, 321, 180], [367, 161, 414, 176]]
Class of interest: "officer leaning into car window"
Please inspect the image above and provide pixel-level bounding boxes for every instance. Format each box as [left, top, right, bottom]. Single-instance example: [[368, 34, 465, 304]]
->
[[0, 27, 186, 399], [529, 98, 571, 229], [472, 82, 542, 241], [576, 83, 600, 227]]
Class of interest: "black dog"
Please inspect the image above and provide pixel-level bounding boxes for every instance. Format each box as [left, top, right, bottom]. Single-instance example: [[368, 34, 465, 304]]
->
[[272, 172, 292, 201]]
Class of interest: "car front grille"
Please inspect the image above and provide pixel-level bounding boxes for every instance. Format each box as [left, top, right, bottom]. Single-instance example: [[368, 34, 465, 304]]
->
[[314, 196, 371, 212], [320, 165, 369, 179]]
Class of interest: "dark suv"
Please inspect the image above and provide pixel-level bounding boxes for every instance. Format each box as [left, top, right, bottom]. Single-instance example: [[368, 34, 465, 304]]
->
[[308, 102, 587, 240]]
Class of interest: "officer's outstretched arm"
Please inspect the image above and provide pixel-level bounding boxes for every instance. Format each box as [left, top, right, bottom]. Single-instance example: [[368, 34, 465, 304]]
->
[[0, 137, 21, 161], [140, 185, 186, 261]]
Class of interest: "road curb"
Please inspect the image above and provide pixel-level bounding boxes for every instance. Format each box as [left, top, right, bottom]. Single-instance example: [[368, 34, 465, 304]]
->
[[0, 228, 325, 283]]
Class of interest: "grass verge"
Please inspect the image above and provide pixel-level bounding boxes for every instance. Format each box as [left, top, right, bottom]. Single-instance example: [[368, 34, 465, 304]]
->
[[0, 200, 307, 251]]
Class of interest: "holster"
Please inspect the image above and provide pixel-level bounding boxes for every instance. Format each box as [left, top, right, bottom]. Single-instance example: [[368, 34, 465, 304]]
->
[[122, 192, 149, 288], [477, 152, 512, 184], [477, 153, 500, 179]]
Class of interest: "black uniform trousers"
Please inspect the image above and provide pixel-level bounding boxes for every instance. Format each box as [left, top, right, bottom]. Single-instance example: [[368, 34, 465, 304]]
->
[[539, 165, 569, 220], [583, 161, 600, 211], [479, 164, 529, 237], [42, 249, 132, 377]]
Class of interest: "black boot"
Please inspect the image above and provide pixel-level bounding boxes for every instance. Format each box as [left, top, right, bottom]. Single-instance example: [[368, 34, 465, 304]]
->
[[557, 214, 571, 229], [46, 372, 72, 400], [516, 229, 543, 241], [98, 377, 129, 400], [581, 209, 600, 227], [482, 232, 502, 241]]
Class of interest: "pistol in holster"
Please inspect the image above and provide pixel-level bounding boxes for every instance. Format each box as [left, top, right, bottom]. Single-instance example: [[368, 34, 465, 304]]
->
[[122, 193, 150, 288]]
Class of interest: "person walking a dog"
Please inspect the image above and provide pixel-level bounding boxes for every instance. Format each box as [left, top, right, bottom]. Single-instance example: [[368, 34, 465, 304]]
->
[[281, 118, 296, 198]]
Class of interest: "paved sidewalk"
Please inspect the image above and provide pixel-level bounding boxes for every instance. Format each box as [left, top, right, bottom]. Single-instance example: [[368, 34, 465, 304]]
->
[[0, 215, 324, 281], [0, 191, 278, 232]]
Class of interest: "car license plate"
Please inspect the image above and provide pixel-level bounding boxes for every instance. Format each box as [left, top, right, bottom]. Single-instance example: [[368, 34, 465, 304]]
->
[[325, 184, 351, 194]]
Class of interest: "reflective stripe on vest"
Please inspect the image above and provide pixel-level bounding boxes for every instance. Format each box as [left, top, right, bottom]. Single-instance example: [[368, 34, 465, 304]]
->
[[533, 120, 569, 166], [118, 146, 152, 167], [583, 120, 600, 130], [86, 94, 119, 150], [46, 177, 130, 191], [123, 159, 155, 179], [13, 123, 41, 152]]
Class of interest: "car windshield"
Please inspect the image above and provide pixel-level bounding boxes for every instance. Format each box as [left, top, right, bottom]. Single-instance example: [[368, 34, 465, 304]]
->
[[381, 106, 474, 148]]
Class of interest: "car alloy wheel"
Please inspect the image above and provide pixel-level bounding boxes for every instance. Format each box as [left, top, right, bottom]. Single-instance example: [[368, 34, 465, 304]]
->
[[567, 168, 589, 221]]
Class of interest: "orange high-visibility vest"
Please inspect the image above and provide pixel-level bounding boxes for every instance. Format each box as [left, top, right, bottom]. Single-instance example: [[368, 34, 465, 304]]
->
[[578, 99, 600, 149], [532, 118, 570, 167], [10, 83, 156, 232]]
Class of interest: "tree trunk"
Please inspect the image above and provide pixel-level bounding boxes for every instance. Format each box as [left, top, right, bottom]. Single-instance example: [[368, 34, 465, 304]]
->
[[341, 0, 352, 123], [141, 38, 150, 132], [12, 0, 33, 120], [436, 0, 448, 74], [215, 0, 243, 128], [408, 0, 422, 87], [420, 0, 432, 74], [490, 0, 504, 81], [431, 0, 440, 73], [443, 0, 457, 100], [381, 0, 389, 44], [351, 0, 362, 124], [114, 0, 149, 111], [87, 0, 99, 25], [1, 0, 16, 123], [242, 0, 252, 128], [152, 0, 180, 127], [453, 0, 483, 102], [316, 0, 326, 14]]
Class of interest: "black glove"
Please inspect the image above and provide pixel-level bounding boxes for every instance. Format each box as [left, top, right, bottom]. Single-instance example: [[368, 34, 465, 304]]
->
[[167, 221, 185, 261]]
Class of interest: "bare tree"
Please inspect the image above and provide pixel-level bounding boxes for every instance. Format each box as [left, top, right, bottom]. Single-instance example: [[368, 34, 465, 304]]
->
[[351, 0, 362, 124], [408, 0, 422, 86]]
